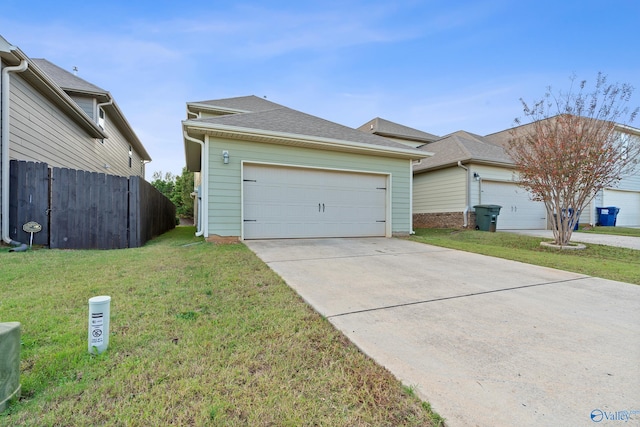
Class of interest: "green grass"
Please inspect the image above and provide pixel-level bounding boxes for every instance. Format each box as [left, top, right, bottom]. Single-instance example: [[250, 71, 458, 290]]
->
[[0, 227, 442, 426], [576, 226, 640, 237], [410, 229, 640, 285]]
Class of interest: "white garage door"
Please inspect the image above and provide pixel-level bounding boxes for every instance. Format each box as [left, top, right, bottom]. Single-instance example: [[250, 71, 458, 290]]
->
[[243, 164, 387, 239], [603, 189, 640, 227], [482, 182, 547, 229]]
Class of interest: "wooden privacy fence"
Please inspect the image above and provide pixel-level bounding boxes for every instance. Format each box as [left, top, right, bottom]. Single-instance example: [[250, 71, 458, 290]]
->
[[9, 160, 175, 249]]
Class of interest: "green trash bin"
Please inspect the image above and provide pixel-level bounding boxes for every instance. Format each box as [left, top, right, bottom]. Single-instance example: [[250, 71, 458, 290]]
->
[[474, 205, 502, 232]]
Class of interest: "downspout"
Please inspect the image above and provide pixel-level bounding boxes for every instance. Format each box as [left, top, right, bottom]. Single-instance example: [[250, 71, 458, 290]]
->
[[457, 161, 469, 227], [1, 59, 29, 251], [96, 98, 113, 125], [409, 159, 415, 234], [183, 130, 206, 237]]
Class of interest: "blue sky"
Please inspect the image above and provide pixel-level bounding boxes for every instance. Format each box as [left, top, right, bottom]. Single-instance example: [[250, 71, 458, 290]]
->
[[2, 0, 639, 178]]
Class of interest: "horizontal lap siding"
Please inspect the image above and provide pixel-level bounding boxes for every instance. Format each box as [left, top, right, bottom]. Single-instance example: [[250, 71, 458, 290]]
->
[[10, 75, 98, 169], [99, 113, 145, 177], [71, 96, 95, 119], [468, 164, 518, 207], [413, 168, 466, 213], [9, 74, 143, 177], [613, 165, 640, 192], [206, 136, 411, 237], [469, 164, 516, 182]]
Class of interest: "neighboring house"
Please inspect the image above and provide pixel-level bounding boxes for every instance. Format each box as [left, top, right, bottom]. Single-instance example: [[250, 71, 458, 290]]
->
[[1, 35, 154, 248], [411, 130, 544, 229], [485, 122, 640, 228], [358, 117, 439, 148], [0, 35, 150, 176], [29, 58, 151, 177], [409, 121, 640, 230], [183, 96, 430, 242]]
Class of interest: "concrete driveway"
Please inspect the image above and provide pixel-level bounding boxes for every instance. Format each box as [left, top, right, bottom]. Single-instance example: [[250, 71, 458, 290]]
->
[[245, 238, 640, 427]]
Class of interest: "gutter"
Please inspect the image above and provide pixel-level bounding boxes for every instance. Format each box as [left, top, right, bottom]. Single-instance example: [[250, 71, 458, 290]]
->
[[1, 58, 29, 251], [96, 98, 114, 118], [457, 161, 469, 227], [183, 130, 206, 237]]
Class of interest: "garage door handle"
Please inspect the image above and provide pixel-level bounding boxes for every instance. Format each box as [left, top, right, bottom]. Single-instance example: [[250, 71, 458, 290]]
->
[[319, 203, 321, 212], [322, 203, 325, 212]]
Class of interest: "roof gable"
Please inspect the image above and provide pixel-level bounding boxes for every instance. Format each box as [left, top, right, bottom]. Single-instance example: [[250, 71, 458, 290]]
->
[[414, 130, 513, 172]]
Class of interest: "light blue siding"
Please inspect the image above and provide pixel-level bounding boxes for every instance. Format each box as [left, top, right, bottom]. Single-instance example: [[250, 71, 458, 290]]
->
[[205, 136, 412, 237]]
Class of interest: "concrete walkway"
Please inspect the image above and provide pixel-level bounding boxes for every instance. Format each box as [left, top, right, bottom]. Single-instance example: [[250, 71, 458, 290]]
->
[[502, 229, 640, 250], [245, 238, 640, 427]]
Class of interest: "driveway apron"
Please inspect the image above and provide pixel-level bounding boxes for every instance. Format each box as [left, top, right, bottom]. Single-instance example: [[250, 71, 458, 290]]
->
[[245, 238, 640, 427]]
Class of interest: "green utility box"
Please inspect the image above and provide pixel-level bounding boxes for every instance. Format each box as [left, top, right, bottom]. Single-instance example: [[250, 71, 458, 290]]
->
[[474, 205, 502, 232], [0, 322, 21, 411]]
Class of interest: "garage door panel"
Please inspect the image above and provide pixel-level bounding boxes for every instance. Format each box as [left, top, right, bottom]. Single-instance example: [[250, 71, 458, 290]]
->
[[243, 165, 387, 239], [603, 190, 640, 227], [482, 182, 547, 229]]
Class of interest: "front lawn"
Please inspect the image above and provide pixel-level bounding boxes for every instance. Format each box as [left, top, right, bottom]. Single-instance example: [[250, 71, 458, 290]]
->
[[410, 229, 640, 285], [0, 227, 441, 426]]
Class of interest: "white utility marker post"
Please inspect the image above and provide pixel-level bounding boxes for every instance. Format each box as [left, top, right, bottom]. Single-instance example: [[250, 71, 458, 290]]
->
[[88, 296, 111, 354]]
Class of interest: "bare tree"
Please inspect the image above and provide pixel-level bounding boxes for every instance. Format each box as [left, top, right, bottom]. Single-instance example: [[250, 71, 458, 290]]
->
[[508, 73, 639, 246]]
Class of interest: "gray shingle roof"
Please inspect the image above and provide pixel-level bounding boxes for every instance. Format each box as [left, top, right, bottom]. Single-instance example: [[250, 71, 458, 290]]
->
[[483, 129, 511, 148], [414, 130, 514, 172], [359, 117, 439, 143], [189, 96, 421, 151], [31, 59, 107, 95], [191, 95, 285, 113]]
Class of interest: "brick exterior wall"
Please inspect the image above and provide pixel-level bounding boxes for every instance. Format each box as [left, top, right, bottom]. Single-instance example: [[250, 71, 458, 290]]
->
[[413, 211, 476, 229], [206, 235, 241, 244]]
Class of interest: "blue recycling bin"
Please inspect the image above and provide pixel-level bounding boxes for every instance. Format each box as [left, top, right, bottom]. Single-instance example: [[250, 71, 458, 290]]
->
[[562, 208, 580, 231], [596, 206, 620, 226]]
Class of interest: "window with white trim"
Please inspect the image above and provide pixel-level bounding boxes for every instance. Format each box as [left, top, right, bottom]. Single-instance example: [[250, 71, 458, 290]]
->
[[98, 107, 106, 131]]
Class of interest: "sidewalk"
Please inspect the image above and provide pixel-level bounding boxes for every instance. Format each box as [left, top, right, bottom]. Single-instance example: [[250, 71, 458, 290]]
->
[[502, 229, 640, 250]]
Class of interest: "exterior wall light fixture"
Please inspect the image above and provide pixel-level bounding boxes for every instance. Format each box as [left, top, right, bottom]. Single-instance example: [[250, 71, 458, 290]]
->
[[222, 150, 229, 164]]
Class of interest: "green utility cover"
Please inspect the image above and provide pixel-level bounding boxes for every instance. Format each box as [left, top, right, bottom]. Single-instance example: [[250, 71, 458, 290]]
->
[[0, 322, 21, 411]]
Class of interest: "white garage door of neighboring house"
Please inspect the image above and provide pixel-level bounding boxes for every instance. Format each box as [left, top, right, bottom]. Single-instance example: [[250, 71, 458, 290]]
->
[[603, 189, 640, 227], [481, 181, 547, 229], [243, 164, 387, 239]]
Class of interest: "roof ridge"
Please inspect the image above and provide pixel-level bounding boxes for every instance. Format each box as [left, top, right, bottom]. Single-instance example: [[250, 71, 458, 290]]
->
[[450, 134, 473, 158]]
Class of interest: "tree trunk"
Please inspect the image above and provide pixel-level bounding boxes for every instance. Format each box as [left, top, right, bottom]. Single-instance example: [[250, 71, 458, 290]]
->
[[547, 203, 578, 246]]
